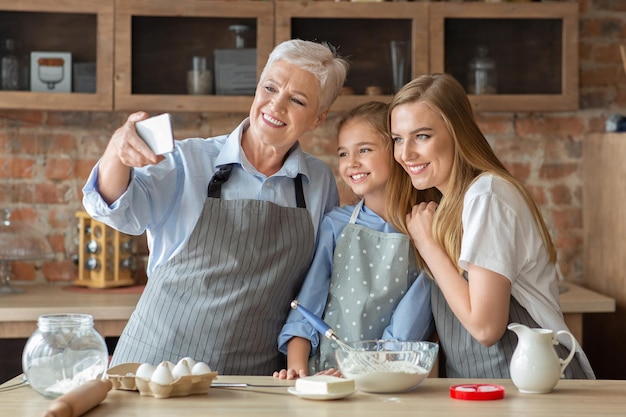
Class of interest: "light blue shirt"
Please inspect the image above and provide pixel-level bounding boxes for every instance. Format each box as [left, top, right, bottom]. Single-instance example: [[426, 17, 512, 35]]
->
[[277, 203, 435, 356], [82, 118, 339, 274]]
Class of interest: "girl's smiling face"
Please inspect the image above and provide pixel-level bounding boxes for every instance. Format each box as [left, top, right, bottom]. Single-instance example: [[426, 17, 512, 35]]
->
[[391, 101, 455, 196], [337, 118, 391, 215]]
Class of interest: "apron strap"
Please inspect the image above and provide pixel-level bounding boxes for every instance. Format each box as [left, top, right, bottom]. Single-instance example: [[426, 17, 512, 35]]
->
[[294, 174, 306, 209], [349, 198, 365, 224], [207, 165, 233, 198], [208, 164, 307, 209]]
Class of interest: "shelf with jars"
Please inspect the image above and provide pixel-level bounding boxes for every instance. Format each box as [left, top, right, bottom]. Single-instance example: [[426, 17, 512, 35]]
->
[[275, 1, 428, 113], [113, 0, 273, 113], [429, 2, 579, 112], [0, 1, 579, 114], [0, 0, 113, 111]]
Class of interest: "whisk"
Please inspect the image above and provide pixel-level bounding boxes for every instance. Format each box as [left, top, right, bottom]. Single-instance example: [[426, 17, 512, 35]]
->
[[290, 300, 382, 372]]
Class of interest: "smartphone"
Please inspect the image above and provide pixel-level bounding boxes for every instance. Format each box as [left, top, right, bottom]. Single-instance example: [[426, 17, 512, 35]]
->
[[135, 113, 175, 155]]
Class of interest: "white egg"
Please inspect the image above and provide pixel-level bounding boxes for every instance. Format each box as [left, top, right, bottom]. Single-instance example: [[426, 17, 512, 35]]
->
[[136, 363, 156, 380], [178, 357, 196, 369], [171, 360, 191, 379], [151, 361, 174, 385], [191, 361, 212, 375], [164, 360, 176, 371]]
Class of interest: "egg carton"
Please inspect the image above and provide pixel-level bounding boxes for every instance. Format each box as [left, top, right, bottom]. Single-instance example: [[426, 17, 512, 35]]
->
[[106, 362, 218, 399]]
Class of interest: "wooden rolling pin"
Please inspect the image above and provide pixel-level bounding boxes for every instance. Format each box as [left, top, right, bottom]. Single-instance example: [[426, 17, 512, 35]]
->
[[43, 379, 113, 417]]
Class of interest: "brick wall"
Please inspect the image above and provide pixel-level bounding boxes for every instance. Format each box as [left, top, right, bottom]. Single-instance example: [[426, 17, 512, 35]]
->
[[0, 0, 624, 287]]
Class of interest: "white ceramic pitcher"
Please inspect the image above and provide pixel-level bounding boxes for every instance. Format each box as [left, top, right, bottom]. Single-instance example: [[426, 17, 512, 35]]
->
[[507, 323, 577, 394]]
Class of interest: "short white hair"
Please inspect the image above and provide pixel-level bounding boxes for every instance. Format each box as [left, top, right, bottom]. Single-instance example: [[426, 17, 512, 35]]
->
[[260, 39, 349, 112]]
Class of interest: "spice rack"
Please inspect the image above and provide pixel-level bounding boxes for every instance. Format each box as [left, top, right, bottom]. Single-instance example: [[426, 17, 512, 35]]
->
[[75, 211, 135, 289]]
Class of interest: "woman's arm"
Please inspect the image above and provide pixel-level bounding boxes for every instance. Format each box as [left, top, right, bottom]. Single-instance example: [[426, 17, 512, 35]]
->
[[98, 111, 164, 204], [406, 202, 511, 346]]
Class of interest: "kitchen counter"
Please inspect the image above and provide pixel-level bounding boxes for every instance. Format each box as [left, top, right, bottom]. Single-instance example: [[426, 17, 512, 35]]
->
[[1, 375, 625, 417], [0, 283, 142, 339], [0, 282, 616, 344]]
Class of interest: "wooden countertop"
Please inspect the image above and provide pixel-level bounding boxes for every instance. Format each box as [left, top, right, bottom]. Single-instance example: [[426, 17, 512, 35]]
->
[[1, 375, 625, 417], [0, 284, 141, 322], [0, 282, 615, 340], [559, 282, 616, 313], [0, 283, 142, 338]]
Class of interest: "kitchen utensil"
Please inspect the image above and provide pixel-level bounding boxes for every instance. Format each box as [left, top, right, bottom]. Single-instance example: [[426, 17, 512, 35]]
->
[[508, 322, 577, 394], [42, 378, 112, 417], [211, 382, 290, 388], [289, 300, 380, 372], [334, 340, 438, 393]]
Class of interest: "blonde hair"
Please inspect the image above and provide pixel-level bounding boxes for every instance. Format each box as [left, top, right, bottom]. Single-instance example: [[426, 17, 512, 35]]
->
[[261, 39, 350, 113], [385, 73, 556, 275]]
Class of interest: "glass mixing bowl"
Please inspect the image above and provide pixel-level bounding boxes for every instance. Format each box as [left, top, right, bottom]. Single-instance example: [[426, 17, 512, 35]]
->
[[334, 340, 439, 393]]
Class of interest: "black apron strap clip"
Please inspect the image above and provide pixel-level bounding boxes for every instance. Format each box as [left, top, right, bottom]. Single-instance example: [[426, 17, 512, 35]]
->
[[207, 164, 233, 198]]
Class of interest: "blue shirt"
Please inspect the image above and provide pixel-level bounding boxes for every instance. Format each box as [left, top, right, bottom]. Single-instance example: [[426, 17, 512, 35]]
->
[[82, 118, 339, 274], [277, 203, 435, 356]]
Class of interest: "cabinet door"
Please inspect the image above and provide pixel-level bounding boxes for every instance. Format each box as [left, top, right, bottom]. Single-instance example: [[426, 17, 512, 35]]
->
[[429, 2, 578, 112], [114, 0, 273, 113], [0, 0, 113, 111], [275, 1, 428, 112]]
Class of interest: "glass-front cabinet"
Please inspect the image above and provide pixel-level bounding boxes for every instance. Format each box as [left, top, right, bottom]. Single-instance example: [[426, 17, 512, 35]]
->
[[429, 2, 579, 112], [0, 0, 113, 111], [275, 1, 428, 112], [114, 0, 273, 113], [0, 1, 579, 113]]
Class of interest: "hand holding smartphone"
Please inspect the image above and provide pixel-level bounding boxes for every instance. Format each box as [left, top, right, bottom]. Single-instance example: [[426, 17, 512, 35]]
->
[[135, 113, 175, 155]]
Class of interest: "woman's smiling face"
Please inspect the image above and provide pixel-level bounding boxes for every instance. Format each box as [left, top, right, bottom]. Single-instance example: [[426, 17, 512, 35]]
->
[[390, 101, 455, 196], [247, 60, 324, 153]]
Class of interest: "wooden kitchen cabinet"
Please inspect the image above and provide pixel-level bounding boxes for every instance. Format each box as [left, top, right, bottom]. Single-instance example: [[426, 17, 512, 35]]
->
[[0, 0, 113, 111], [0, 1, 579, 114], [429, 2, 579, 112], [275, 1, 428, 113], [582, 133, 626, 379], [113, 0, 273, 113]]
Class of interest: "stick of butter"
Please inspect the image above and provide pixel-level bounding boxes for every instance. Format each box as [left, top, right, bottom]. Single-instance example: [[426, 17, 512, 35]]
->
[[295, 375, 355, 395]]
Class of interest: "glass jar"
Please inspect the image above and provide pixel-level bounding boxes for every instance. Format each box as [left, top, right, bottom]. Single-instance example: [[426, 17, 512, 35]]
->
[[187, 56, 212, 95], [22, 314, 109, 398], [1, 38, 19, 91], [467, 45, 497, 95]]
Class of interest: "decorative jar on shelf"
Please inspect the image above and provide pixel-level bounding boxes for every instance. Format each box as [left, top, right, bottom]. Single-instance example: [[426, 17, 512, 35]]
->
[[467, 45, 497, 95]]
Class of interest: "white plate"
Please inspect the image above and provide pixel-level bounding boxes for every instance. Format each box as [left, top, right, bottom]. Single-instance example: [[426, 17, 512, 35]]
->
[[287, 386, 356, 401]]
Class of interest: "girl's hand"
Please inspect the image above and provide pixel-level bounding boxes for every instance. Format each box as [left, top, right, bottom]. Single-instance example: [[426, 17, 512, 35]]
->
[[406, 201, 438, 254], [273, 368, 308, 380]]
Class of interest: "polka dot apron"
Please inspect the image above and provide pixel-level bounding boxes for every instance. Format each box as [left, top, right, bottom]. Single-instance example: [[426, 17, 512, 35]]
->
[[313, 199, 413, 372]]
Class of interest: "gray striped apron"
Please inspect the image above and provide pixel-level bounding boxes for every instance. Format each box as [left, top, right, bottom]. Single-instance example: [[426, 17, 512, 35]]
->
[[111, 165, 315, 375], [313, 199, 417, 372], [432, 278, 588, 378]]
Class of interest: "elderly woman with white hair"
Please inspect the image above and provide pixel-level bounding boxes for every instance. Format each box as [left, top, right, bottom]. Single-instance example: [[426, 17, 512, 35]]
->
[[82, 39, 349, 375]]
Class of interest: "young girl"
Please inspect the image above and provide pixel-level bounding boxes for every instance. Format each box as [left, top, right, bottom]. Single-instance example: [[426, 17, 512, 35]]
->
[[274, 101, 434, 379], [386, 73, 594, 379]]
